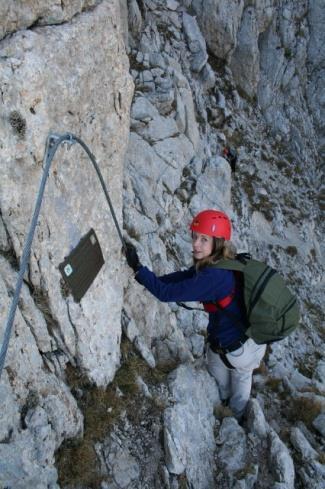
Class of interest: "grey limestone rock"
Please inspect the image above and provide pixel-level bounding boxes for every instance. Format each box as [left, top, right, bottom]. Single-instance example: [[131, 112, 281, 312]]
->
[[0, 429, 59, 489], [0, 0, 100, 40], [190, 156, 232, 214], [182, 12, 208, 72], [269, 429, 295, 488], [216, 417, 247, 472], [97, 436, 140, 488], [312, 413, 325, 438], [0, 1, 132, 487], [0, 0, 134, 387], [230, 7, 260, 99], [128, 0, 143, 41], [290, 427, 318, 461], [0, 214, 10, 251], [298, 461, 325, 489], [246, 398, 269, 438], [131, 95, 160, 121], [313, 360, 325, 385], [134, 112, 180, 143], [175, 84, 200, 149], [189, 333, 205, 357], [164, 364, 219, 487], [0, 378, 20, 442], [191, 0, 244, 60], [306, 0, 325, 159]]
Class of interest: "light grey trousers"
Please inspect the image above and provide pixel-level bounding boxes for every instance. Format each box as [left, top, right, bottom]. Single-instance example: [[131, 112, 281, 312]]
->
[[207, 338, 266, 419]]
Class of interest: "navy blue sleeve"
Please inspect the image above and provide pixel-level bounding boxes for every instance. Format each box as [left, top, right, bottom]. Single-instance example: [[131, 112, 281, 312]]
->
[[135, 265, 234, 303], [158, 268, 195, 283]]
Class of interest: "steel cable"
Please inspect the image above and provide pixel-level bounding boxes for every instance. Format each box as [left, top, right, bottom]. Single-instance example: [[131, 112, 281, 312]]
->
[[0, 132, 125, 379]]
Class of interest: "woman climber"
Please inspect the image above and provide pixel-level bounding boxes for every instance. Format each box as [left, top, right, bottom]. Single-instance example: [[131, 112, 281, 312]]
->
[[124, 209, 266, 421]]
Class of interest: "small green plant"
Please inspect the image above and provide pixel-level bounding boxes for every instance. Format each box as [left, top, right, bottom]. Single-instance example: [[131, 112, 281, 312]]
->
[[318, 452, 325, 465], [310, 249, 317, 260], [298, 386, 323, 396], [214, 404, 233, 420], [254, 359, 268, 376], [21, 390, 39, 426], [286, 246, 298, 257], [279, 427, 291, 444], [286, 397, 322, 430], [56, 336, 172, 487], [59, 278, 71, 299], [9, 110, 26, 137], [235, 463, 256, 480], [284, 47, 293, 59], [266, 377, 282, 392], [297, 358, 314, 379], [128, 52, 144, 71], [31, 287, 59, 336], [178, 472, 189, 489]]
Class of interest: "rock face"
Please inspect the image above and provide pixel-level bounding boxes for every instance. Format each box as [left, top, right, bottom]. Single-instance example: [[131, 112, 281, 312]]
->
[[191, 0, 245, 60], [0, 1, 133, 487], [0, 0, 100, 40], [0, 1, 133, 384], [0, 0, 324, 488], [306, 0, 325, 161]]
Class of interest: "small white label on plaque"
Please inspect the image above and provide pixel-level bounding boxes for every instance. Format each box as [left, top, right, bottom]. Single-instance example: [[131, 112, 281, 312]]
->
[[64, 264, 73, 276]]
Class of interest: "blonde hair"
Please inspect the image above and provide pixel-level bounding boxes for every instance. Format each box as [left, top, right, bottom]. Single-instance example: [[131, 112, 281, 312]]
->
[[194, 237, 236, 271]]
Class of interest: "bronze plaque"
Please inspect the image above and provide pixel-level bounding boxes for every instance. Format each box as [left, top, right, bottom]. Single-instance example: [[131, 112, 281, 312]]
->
[[59, 229, 105, 302]]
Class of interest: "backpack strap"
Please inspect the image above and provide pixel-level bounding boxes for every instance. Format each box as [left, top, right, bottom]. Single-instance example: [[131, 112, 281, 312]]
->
[[213, 258, 246, 272], [176, 301, 204, 311], [209, 258, 249, 335], [180, 265, 239, 312], [203, 289, 235, 312], [177, 255, 249, 314], [177, 289, 235, 313]]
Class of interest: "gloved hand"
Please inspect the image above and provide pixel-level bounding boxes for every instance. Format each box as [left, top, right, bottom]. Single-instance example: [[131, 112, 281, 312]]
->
[[124, 241, 141, 272]]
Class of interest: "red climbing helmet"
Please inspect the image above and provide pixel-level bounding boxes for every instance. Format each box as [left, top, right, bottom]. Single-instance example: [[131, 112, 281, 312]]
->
[[190, 209, 232, 240]]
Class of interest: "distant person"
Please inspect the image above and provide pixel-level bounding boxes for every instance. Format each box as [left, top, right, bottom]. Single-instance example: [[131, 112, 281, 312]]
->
[[223, 146, 237, 172], [125, 209, 266, 420]]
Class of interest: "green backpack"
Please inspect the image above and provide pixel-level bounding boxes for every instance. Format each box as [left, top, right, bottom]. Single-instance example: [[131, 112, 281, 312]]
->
[[215, 254, 300, 344]]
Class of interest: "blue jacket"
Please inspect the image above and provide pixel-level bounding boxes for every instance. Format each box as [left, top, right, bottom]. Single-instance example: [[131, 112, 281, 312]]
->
[[135, 265, 247, 348]]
